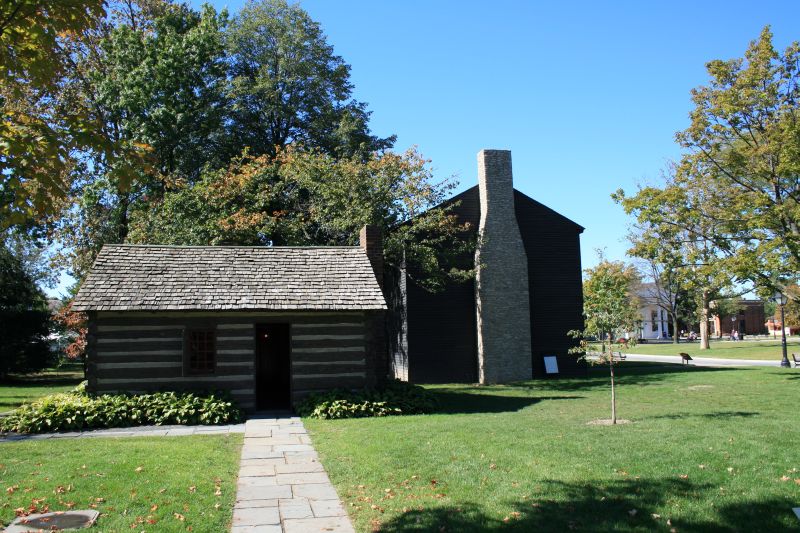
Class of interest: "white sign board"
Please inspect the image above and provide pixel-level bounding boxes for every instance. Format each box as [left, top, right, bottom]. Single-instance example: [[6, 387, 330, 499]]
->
[[544, 356, 559, 374]]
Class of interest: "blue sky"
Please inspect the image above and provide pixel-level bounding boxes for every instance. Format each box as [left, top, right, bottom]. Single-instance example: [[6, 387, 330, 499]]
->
[[46, 1, 800, 296], [195, 0, 799, 269]]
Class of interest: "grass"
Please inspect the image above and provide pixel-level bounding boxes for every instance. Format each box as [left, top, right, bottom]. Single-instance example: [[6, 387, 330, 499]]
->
[[617, 339, 800, 360], [0, 365, 84, 412], [305, 364, 800, 532], [0, 434, 242, 532]]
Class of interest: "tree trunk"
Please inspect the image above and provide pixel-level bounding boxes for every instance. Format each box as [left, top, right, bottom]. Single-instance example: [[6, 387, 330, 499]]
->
[[607, 344, 617, 424], [699, 290, 711, 350], [672, 313, 680, 344], [610, 356, 617, 424], [116, 191, 130, 243]]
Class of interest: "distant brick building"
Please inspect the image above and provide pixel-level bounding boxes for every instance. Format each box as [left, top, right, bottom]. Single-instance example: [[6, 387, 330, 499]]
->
[[711, 300, 767, 337]]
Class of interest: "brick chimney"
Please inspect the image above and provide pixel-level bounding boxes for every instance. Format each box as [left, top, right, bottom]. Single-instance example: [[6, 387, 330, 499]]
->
[[474, 149, 532, 383], [359, 225, 384, 289]]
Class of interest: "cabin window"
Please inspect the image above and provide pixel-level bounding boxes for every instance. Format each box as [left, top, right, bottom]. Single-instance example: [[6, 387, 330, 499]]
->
[[185, 329, 216, 374], [650, 310, 658, 332]]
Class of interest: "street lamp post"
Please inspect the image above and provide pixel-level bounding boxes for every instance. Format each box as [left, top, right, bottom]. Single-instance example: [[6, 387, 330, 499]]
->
[[774, 291, 790, 368]]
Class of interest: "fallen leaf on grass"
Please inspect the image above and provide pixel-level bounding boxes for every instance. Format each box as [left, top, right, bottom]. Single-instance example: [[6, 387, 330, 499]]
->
[[150, 504, 158, 512], [628, 509, 638, 517], [135, 466, 143, 473], [188, 486, 196, 493], [679, 475, 688, 479], [174, 513, 185, 521]]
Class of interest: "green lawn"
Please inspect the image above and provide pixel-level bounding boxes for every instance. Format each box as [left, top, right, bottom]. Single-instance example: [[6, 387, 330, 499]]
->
[[0, 434, 242, 532], [618, 339, 800, 360], [305, 364, 800, 532], [0, 366, 84, 412]]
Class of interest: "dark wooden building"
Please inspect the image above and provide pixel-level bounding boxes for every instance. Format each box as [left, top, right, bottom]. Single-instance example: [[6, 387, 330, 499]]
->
[[72, 236, 387, 412], [389, 150, 585, 384]]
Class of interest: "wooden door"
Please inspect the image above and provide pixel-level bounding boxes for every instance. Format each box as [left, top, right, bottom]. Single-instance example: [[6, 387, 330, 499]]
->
[[255, 324, 291, 410]]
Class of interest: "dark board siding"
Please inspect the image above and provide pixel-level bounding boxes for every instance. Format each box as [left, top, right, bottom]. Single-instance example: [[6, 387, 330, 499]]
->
[[514, 190, 586, 377], [406, 277, 478, 383], [91, 311, 377, 411], [290, 316, 368, 400], [391, 186, 586, 382]]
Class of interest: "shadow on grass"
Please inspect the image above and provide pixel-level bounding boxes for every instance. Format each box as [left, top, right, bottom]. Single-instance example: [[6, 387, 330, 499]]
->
[[378, 477, 798, 532], [430, 392, 582, 415], [649, 410, 760, 421], [510, 363, 743, 393], [0, 371, 83, 388]]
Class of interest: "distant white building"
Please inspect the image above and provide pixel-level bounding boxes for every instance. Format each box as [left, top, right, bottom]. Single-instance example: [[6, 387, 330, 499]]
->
[[636, 283, 672, 340]]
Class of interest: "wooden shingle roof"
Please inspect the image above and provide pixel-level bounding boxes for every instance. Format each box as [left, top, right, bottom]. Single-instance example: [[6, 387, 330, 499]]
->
[[72, 245, 387, 312]]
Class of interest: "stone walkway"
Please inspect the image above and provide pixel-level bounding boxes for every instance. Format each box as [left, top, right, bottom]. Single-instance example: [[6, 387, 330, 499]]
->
[[0, 423, 245, 442], [232, 416, 354, 533]]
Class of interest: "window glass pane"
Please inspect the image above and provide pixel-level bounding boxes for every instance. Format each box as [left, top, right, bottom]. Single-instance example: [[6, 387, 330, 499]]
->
[[188, 330, 215, 373]]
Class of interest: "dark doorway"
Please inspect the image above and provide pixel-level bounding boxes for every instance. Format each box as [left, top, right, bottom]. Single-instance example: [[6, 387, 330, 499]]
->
[[255, 324, 291, 410]]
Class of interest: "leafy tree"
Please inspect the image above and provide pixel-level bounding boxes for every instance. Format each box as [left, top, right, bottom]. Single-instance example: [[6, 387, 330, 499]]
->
[[224, 0, 394, 159], [570, 257, 640, 425], [0, 245, 52, 378], [129, 146, 474, 291], [775, 285, 800, 329], [56, 0, 229, 279], [615, 166, 740, 350], [52, 0, 395, 281], [1, 0, 107, 227], [672, 27, 800, 296]]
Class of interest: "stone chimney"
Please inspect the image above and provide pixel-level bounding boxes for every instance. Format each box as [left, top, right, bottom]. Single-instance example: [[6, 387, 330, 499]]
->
[[474, 149, 532, 383], [359, 225, 384, 289]]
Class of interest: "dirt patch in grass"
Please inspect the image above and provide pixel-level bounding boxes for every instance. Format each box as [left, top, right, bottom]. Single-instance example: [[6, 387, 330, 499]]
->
[[586, 418, 632, 425], [686, 385, 714, 391]]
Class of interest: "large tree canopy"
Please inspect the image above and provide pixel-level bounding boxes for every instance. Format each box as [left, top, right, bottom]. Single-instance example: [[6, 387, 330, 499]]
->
[[1, 0, 107, 227], [129, 147, 474, 291], [225, 0, 394, 159], [5, 0, 467, 294], [46, 0, 398, 281], [616, 27, 800, 348], [673, 27, 800, 294]]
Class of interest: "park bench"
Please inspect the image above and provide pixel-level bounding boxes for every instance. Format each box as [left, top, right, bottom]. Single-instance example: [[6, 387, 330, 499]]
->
[[679, 352, 693, 365], [612, 352, 627, 362], [792, 354, 800, 368]]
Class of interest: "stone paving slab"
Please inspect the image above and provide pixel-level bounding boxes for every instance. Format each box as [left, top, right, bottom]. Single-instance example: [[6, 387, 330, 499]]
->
[[232, 416, 354, 533], [0, 423, 245, 442], [282, 516, 354, 533]]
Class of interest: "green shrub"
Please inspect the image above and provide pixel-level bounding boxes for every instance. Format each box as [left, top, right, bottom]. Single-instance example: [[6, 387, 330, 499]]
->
[[0, 388, 244, 434], [295, 380, 437, 419]]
